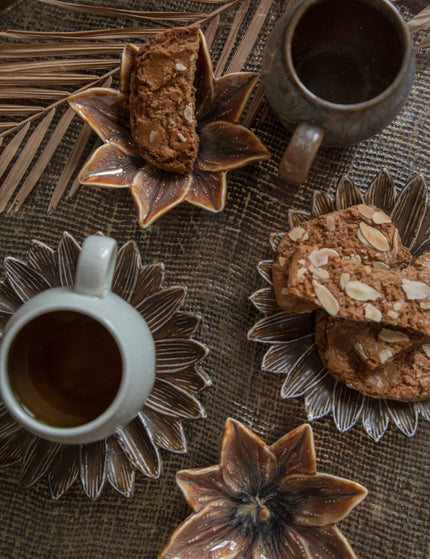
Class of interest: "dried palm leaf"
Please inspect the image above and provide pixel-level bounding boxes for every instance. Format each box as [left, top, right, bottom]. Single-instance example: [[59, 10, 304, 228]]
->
[[0, 43, 125, 58], [0, 89, 70, 100], [0, 123, 31, 179], [0, 105, 45, 116], [0, 29, 158, 41], [215, 0, 250, 76], [0, 59, 119, 73], [204, 14, 220, 48], [408, 5, 430, 30]]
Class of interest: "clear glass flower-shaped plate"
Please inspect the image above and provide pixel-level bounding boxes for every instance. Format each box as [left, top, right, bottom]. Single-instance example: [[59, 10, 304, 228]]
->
[[68, 29, 270, 228], [0, 232, 210, 499], [248, 170, 430, 441], [161, 419, 367, 559]]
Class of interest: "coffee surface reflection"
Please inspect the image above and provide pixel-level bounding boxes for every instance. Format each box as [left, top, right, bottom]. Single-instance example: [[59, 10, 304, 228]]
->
[[8, 310, 122, 428]]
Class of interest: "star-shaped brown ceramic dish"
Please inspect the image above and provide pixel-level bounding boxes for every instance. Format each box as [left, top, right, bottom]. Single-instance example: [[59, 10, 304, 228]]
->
[[160, 419, 367, 559], [249, 170, 430, 441], [68, 29, 270, 228], [0, 232, 210, 499]]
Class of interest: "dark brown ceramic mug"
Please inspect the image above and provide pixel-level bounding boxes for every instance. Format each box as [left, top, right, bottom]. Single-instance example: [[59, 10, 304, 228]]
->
[[262, 0, 415, 183]]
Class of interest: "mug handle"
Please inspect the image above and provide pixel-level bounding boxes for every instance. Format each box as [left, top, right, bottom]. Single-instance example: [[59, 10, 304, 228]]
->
[[279, 122, 325, 184], [74, 236, 118, 297]]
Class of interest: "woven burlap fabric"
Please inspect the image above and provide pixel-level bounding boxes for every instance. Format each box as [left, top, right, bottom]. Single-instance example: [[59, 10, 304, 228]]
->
[[0, 1, 429, 558]]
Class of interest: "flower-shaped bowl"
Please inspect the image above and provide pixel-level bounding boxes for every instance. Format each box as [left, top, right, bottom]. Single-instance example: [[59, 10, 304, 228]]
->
[[249, 170, 430, 441], [0, 232, 210, 499], [68, 29, 270, 228]]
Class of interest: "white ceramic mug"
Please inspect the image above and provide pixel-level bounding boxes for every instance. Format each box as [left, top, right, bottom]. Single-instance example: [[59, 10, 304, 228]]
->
[[0, 235, 155, 444]]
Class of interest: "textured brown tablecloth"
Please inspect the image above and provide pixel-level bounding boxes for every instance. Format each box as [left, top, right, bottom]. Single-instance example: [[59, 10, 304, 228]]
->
[[0, 1, 429, 558]]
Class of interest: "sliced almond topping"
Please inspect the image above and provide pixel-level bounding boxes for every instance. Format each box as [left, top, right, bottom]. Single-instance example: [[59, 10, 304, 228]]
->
[[392, 230, 399, 257], [387, 310, 399, 319], [359, 222, 389, 251], [297, 267, 308, 278], [373, 261, 390, 270], [298, 259, 306, 265], [378, 328, 410, 343], [357, 228, 372, 248], [364, 303, 382, 322], [339, 272, 350, 290], [309, 249, 328, 267], [302, 232, 309, 241], [313, 281, 339, 316], [149, 130, 157, 143], [319, 248, 339, 256], [379, 348, 393, 364], [184, 103, 194, 123], [345, 281, 380, 301], [325, 215, 336, 231], [357, 205, 375, 219], [288, 226, 306, 242], [393, 302, 402, 311], [351, 254, 362, 263], [420, 301, 430, 309], [177, 132, 187, 142], [278, 257, 286, 267], [372, 211, 391, 224], [354, 342, 368, 361], [309, 265, 330, 280], [421, 343, 430, 358], [281, 287, 289, 295], [175, 62, 187, 71], [401, 279, 430, 300]]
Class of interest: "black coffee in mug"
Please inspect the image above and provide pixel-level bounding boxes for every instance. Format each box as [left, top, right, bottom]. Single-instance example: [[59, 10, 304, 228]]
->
[[7, 310, 123, 428]]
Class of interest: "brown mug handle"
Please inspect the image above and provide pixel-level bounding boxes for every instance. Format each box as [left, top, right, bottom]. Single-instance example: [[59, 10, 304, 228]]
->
[[279, 122, 325, 184]]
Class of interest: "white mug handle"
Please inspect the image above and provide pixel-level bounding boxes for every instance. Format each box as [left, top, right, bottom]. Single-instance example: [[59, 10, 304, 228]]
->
[[74, 236, 117, 297]]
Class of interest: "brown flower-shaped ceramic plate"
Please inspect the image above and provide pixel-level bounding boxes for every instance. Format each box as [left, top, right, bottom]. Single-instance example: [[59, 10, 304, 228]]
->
[[161, 419, 367, 559], [68, 30, 270, 228], [249, 170, 430, 441], [0, 232, 210, 499]]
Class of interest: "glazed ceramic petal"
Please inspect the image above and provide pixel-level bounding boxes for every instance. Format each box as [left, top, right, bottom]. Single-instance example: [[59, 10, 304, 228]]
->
[[335, 175, 363, 209], [141, 408, 187, 453], [386, 401, 418, 437], [115, 416, 160, 478], [135, 286, 186, 332], [145, 378, 206, 419], [0, 428, 34, 466], [120, 43, 139, 95], [0, 405, 21, 438], [79, 143, 142, 188], [112, 240, 141, 301], [262, 339, 314, 375], [417, 399, 430, 421], [300, 526, 359, 559], [311, 191, 334, 217], [288, 209, 311, 228], [280, 473, 367, 527], [304, 377, 335, 421], [280, 345, 327, 400], [57, 231, 81, 287], [194, 29, 215, 119], [252, 529, 311, 559], [161, 367, 212, 395], [48, 445, 80, 499], [269, 232, 286, 252], [185, 169, 227, 212], [68, 88, 137, 155], [364, 169, 396, 213], [391, 174, 427, 247], [4, 258, 51, 302], [412, 204, 430, 256], [205, 73, 258, 124], [361, 398, 390, 442], [220, 419, 277, 496], [197, 121, 270, 172], [0, 282, 20, 317], [270, 424, 316, 476], [130, 166, 192, 228], [249, 287, 278, 315], [20, 439, 62, 488], [80, 440, 107, 500], [176, 465, 235, 512], [28, 240, 59, 287], [106, 435, 135, 498], [161, 500, 246, 559], [130, 262, 165, 303], [257, 260, 274, 286], [153, 312, 200, 340], [155, 339, 208, 373], [333, 383, 364, 433], [248, 312, 315, 343]]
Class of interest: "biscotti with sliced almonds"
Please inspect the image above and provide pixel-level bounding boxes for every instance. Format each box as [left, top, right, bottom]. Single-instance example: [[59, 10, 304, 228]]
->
[[273, 204, 411, 314], [315, 311, 430, 401], [315, 314, 425, 370], [288, 246, 430, 336]]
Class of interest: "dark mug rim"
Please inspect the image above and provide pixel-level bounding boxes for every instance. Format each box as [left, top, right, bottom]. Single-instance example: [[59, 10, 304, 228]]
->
[[282, 0, 414, 112]]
